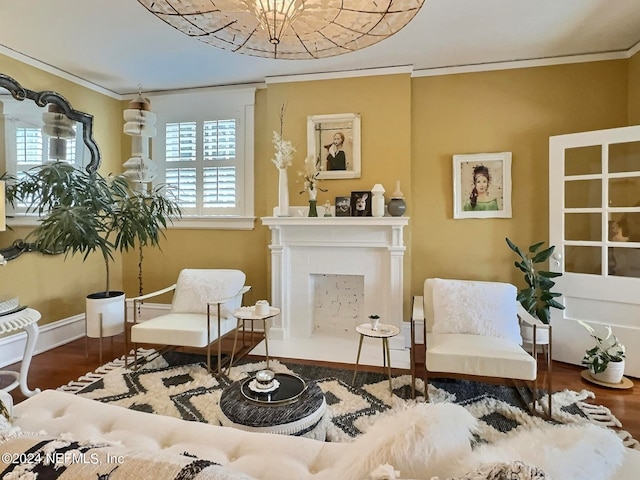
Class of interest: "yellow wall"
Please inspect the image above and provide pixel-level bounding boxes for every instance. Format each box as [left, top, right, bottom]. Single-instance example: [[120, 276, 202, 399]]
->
[[0, 53, 634, 333], [629, 50, 640, 124], [122, 75, 414, 310], [411, 60, 628, 291], [0, 54, 123, 326]]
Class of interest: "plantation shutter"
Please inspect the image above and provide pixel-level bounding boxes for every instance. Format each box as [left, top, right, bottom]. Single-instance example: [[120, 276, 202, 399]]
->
[[165, 119, 238, 215]]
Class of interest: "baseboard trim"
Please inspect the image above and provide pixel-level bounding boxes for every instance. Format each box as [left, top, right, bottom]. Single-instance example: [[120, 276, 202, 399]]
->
[[0, 314, 86, 368], [0, 301, 171, 368]]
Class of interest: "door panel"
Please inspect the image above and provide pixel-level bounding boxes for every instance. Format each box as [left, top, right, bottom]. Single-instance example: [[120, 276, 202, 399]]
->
[[549, 125, 640, 378]]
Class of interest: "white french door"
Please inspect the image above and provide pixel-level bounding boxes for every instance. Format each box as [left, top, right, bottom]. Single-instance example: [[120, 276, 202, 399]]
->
[[549, 125, 640, 378]]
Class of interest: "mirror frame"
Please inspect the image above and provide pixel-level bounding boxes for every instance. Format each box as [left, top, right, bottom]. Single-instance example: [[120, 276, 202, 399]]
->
[[0, 73, 101, 173], [0, 73, 102, 261]]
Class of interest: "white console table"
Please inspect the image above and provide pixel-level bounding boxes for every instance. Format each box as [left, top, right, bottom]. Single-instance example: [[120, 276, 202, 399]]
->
[[0, 308, 41, 397]]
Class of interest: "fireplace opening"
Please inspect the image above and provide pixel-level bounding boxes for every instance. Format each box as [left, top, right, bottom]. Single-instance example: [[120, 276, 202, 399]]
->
[[311, 274, 364, 335]]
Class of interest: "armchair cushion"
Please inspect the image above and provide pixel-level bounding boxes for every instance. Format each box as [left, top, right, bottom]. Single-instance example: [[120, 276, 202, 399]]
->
[[171, 269, 246, 317], [431, 278, 521, 343]]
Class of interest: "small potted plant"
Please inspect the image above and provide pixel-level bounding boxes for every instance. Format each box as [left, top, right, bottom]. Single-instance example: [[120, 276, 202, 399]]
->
[[506, 238, 565, 347], [368, 314, 380, 331], [578, 320, 626, 384]]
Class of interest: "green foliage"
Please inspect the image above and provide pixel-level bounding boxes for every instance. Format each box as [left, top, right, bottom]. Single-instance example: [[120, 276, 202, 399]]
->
[[5, 161, 181, 294], [578, 320, 625, 374], [506, 237, 565, 324]]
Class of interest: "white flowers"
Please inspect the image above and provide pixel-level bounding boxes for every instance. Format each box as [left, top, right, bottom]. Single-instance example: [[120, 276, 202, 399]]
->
[[298, 155, 323, 193], [271, 131, 295, 170]]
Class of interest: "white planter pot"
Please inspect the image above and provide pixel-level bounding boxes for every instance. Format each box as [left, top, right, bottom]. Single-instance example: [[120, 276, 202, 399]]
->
[[520, 322, 550, 346], [591, 359, 625, 384], [86, 291, 125, 338]]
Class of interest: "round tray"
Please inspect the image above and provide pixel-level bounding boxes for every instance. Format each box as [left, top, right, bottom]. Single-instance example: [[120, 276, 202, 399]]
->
[[240, 373, 307, 405], [580, 369, 634, 389]]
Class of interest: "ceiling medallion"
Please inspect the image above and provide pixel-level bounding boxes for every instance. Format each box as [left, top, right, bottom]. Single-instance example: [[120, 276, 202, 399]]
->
[[138, 0, 425, 60]]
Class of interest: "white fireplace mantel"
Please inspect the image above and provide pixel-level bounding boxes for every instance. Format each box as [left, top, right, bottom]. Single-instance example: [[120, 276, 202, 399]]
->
[[261, 215, 409, 350]]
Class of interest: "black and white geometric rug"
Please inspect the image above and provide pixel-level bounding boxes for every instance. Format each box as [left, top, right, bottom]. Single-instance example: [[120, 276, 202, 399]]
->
[[58, 349, 639, 449]]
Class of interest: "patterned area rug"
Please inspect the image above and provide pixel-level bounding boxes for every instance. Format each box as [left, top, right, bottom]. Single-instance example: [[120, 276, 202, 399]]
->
[[58, 349, 639, 448]]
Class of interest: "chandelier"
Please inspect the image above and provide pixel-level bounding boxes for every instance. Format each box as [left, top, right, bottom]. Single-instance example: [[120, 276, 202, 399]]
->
[[137, 0, 425, 60]]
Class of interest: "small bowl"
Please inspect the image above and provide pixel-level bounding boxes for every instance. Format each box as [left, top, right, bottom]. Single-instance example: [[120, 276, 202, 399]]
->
[[255, 369, 275, 389]]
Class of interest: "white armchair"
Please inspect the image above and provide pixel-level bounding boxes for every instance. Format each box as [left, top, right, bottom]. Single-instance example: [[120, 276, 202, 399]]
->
[[411, 278, 552, 416], [127, 269, 251, 374]]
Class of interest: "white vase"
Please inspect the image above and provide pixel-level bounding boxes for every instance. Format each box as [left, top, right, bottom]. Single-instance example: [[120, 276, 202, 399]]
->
[[591, 359, 625, 384], [308, 186, 317, 201], [277, 168, 289, 216]]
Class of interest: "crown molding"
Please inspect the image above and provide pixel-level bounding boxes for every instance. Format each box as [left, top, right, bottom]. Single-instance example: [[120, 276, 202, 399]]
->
[[412, 50, 630, 78], [266, 65, 414, 84], [629, 40, 640, 58], [0, 44, 121, 99]]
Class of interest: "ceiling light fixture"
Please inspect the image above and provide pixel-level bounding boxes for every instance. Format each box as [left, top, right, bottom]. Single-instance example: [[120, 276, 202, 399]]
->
[[138, 0, 425, 60]]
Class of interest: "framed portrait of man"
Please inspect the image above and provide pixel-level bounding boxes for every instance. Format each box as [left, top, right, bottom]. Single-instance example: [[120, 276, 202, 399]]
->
[[307, 113, 361, 180], [453, 152, 512, 219]]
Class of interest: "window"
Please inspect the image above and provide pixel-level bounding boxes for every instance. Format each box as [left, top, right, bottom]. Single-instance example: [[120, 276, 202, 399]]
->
[[150, 88, 255, 229]]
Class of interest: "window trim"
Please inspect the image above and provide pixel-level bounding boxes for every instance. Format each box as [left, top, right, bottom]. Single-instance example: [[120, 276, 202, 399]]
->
[[149, 88, 255, 230]]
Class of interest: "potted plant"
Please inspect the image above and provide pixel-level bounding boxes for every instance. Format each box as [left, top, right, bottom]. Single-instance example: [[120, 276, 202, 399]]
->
[[6, 161, 181, 338], [506, 238, 565, 346], [578, 320, 626, 384]]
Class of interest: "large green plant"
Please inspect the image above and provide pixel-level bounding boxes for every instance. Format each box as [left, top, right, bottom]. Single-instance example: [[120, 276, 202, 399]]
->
[[506, 237, 565, 324], [5, 161, 181, 295]]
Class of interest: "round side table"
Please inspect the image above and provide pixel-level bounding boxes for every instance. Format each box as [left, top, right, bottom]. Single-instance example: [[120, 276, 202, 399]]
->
[[0, 307, 41, 397], [352, 322, 400, 393], [228, 306, 280, 372]]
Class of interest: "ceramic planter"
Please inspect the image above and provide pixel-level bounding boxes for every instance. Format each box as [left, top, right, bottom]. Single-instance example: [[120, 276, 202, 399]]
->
[[591, 359, 625, 384], [85, 291, 125, 339]]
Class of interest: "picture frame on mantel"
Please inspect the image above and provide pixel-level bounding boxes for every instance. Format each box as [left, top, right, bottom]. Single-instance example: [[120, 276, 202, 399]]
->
[[307, 113, 361, 179], [453, 152, 512, 219]]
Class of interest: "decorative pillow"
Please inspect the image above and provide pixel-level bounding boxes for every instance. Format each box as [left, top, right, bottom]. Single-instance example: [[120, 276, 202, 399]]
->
[[337, 402, 478, 480], [172, 269, 246, 317], [0, 391, 20, 441], [431, 278, 521, 343], [433, 461, 549, 480], [0, 434, 258, 479], [452, 423, 625, 480]]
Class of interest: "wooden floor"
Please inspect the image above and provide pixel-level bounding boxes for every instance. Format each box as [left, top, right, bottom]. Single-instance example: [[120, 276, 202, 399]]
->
[[2, 333, 638, 441]]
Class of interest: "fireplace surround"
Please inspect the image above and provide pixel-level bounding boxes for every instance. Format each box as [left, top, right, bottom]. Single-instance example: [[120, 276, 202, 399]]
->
[[262, 214, 409, 351]]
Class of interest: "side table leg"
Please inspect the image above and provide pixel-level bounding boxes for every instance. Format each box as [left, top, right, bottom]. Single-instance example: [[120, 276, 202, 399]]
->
[[384, 338, 392, 393], [263, 318, 270, 369], [227, 319, 242, 374], [19, 323, 41, 397], [352, 335, 364, 385]]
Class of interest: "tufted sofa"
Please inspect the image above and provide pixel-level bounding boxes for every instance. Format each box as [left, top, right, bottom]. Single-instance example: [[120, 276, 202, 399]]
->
[[4, 389, 640, 480]]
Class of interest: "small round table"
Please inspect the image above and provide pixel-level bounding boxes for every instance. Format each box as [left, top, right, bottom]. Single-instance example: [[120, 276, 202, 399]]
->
[[228, 306, 280, 371], [0, 307, 41, 397], [352, 322, 400, 393], [219, 373, 327, 440]]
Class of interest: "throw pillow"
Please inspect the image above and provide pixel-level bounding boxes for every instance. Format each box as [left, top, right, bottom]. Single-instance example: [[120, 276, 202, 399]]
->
[[0, 434, 258, 479], [337, 402, 478, 480], [171, 269, 246, 317], [0, 391, 20, 441], [433, 461, 549, 479], [431, 279, 521, 343], [452, 423, 625, 480]]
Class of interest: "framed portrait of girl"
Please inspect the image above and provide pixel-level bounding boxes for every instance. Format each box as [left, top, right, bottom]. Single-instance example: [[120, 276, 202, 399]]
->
[[453, 152, 512, 219]]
